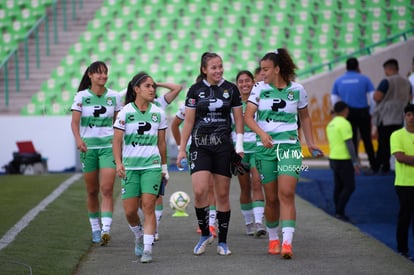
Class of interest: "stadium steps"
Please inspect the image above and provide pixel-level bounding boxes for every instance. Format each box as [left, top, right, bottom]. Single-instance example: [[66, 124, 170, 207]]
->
[[0, 0, 105, 114]]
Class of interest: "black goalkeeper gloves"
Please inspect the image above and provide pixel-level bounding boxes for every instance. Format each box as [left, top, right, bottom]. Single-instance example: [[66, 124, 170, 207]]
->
[[230, 151, 250, 176]]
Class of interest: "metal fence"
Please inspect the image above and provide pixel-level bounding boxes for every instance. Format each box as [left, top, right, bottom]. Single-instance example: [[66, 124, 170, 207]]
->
[[0, 0, 83, 107]]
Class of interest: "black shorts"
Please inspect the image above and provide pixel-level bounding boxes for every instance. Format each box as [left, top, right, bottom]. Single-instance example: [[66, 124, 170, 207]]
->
[[188, 144, 233, 178]]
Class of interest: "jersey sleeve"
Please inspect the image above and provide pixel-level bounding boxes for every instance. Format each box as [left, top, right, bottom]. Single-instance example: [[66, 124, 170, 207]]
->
[[156, 95, 169, 109], [340, 120, 353, 141], [175, 104, 185, 120], [297, 84, 309, 109], [114, 92, 123, 112], [71, 92, 83, 112], [113, 107, 127, 131], [185, 85, 197, 109], [159, 108, 168, 130], [390, 130, 403, 154], [247, 83, 261, 106], [231, 84, 242, 108]]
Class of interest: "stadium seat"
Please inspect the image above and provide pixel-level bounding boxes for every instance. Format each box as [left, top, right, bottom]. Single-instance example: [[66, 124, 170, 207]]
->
[[21, 102, 44, 115], [20, 0, 414, 116]]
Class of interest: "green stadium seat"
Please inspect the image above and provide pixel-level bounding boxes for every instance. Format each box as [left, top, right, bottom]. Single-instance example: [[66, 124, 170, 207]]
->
[[21, 103, 45, 115], [47, 102, 70, 115], [21, 0, 413, 116]]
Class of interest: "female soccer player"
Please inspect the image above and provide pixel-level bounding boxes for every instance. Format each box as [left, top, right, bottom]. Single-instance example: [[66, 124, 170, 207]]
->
[[245, 49, 322, 259], [177, 52, 244, 256], [234, 70, 266, 237], [71, 61, 122, 245], [113, 72, 168, 263]]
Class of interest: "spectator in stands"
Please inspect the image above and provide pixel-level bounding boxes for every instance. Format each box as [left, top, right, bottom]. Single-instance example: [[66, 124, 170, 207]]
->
[[331, 57, 376, 174], [112, 72, 168, 263], [390, 103, 414, 259], [176, 52, 244, 256], [70, 61, 122, 245], [234, 70, 266, 237], [372, 59, 412, 175], [407, 57, 414, 104], [244, 48, 322, 259], [326, 101, 360, 222]]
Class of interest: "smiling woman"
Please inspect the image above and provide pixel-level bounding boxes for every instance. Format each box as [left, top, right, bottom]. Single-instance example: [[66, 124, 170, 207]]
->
[[176, 52, 244, 256], [112, 72, 168, 263], [70, 61, 122, 246]]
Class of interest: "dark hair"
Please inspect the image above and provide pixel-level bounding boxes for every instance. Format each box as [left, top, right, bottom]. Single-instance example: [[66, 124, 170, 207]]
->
[[346, 57, 359, 71], [383, 58, 399, 71], [236, 70, 254, 82], [261, 48, 297, 84], [77, 61, 108, 92], [125, 72, 151, 105], [254, 66, 261, 76], [196, 52, 221, 81], [333, 101, 348, 113], [404, 103, 414, 114]]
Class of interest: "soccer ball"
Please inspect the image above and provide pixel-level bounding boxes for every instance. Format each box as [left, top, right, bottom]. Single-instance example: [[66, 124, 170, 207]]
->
[[169, 191, 190, 211]]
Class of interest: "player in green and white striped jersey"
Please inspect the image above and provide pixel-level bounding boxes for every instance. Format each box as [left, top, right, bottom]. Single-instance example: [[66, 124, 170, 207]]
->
[[233, 70, 265, 238], [113, 72, 168, 263], [245, 49, 322, 259], [122, 79, 183, 242], [71, 61, 122, 246]]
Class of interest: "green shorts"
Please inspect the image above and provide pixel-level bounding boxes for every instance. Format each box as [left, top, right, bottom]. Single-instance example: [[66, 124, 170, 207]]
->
[[243, 152, 256, 168], [255, 143, 302, 184], [121, 168, 162, 199], [80, 148, 115, 173]]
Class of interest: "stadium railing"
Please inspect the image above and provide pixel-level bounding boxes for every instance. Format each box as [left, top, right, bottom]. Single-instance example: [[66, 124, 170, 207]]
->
[[0, 0, 83, 108], [297, 28, 414, 79]]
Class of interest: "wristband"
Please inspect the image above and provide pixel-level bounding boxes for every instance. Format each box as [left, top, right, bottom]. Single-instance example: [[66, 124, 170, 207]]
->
[[235, 133, 244, 153], [177, 145, 181, 151], [162, 164, 169, 180]]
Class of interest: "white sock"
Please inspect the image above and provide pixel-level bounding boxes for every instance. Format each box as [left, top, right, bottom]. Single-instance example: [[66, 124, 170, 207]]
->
[[241, 209, 254, 225], [209, 209, 216, 226], [282, 227, 295, 245], [253, 206, 264, 224], [129, 224, 143, 239], [101, 217, 112, 232], [89, 218, 101, 232], [155, 209, 162, 233], [267, 226, 279, 241], [143, 234, 154, 252]]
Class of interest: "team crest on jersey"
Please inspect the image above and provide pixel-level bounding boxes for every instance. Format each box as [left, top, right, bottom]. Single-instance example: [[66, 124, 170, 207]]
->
[[223, 90, 229, 99], [287, 91, 294, 101], [107, 97, 113, 106], [151, 113, 158, 122], [188, 98, 196, 107]]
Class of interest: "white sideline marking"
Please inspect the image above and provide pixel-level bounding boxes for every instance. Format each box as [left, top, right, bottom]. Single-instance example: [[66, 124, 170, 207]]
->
[[0, 173, 82, 251]]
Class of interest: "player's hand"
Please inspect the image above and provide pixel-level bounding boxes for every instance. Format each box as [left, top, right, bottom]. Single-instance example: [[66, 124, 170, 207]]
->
[[259, 133, 273, 148], [76, 140, 87, 152], [308, 145, 324, 158], [116, 164, 126, 179]]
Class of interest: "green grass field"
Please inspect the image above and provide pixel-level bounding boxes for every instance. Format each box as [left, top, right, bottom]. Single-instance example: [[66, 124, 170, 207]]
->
[[0, 174, 121, 274]]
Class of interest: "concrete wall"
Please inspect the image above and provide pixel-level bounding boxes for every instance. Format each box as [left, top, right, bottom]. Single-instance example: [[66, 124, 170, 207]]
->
[[0, 116, 76, 173]]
